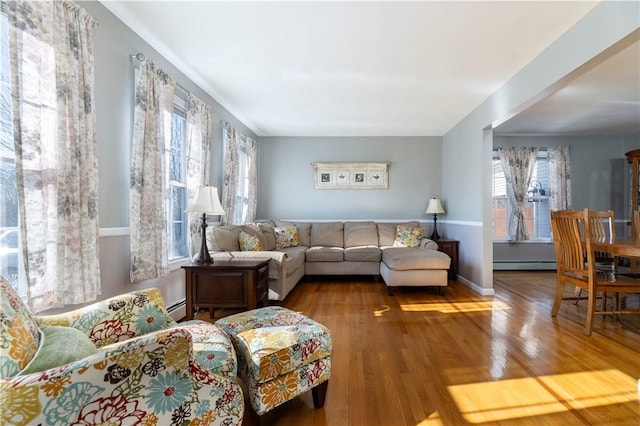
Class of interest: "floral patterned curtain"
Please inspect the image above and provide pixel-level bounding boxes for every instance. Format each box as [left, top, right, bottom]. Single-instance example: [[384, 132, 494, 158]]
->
[[185, 94, 213, 259], [4, 0, 100, 312], [498, 147, 538, 241], [548, 146, 572, 211], [245, 136, 258, 223], [130, 60, 175, 283], [221, 125, 239, 225]]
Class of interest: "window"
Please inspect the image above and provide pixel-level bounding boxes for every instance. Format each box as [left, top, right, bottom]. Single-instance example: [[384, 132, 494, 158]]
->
[[0, 16, 24, 294], [493, 150, 551, 241], [166, 102, 188, 260]]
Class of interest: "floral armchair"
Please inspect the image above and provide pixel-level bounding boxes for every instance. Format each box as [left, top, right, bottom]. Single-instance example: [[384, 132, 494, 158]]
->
[[0, 277, 244, 425]]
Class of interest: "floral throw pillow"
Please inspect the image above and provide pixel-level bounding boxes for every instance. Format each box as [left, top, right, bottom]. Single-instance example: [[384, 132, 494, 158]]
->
[[393, 225, 424, 248], [239, 231, 263, 251], [274, 225, 299, 249]]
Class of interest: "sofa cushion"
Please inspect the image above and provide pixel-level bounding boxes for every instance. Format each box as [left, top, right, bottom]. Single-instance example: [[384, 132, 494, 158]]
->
[[274, 225, 300, 249], [311, 222, 344, 247], [344, 221, 378, 247], [20, 326, 97, 375], [275, 221, 311, 246], [213, 226, 241, 251], [377, 222, 420, 247], [0, 277, 41, 378], [258, 223, 277, 250], [393, 225, 425, 248], [382, 247, 451, 270], [344, 246, 382, 262], [239, 231, 264, 251], [306, 246, 344, 262]]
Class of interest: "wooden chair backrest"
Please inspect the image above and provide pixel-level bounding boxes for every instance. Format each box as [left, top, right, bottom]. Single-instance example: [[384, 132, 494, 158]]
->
[[550, 210, 587, 275], [587, 209, 615, 262], [588, 209, 614, 243], [633, 210, 640, 239]]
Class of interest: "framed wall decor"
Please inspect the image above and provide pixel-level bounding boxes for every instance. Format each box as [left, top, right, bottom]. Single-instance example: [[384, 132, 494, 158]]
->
[[312, 162, 390, 189]]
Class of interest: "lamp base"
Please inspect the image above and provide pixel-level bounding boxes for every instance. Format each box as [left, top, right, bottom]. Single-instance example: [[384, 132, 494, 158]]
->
[[193, 213, 213, 264], [430, 214, 441, 241]]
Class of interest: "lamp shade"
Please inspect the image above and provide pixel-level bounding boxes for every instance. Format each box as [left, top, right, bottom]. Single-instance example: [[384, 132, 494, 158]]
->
[[185, 186, 225, 215], [425, 198, 445, 215]]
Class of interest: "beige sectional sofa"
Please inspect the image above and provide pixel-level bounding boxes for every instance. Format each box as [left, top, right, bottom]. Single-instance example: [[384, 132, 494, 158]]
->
[[206, 220, 451, 301]]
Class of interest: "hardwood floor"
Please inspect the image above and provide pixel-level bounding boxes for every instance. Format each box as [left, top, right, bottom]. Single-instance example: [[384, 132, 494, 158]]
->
[[198, 273, 640, 426]]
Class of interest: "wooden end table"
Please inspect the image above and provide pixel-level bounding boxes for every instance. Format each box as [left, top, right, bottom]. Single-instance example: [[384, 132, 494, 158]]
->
[[182, 259, 269, 320], [435, 239, 459, 279]]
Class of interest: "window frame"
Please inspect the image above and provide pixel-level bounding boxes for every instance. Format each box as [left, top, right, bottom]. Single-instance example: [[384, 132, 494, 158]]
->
[[166, 98, 189, 263]]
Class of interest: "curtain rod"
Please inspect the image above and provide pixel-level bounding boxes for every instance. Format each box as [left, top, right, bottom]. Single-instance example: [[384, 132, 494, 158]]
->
[[130, 52, 189, 96]]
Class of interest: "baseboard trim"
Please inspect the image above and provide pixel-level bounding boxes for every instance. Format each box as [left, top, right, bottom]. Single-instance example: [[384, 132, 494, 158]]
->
[[457, 275, 495, 296], [167, 298, 186, 322], [493, 261, 557, 271]]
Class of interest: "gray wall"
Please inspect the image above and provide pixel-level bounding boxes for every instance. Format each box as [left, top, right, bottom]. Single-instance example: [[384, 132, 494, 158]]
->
[[493, 135, 639, 266], [493, 135, 635, 212], [53, 1, 639, 310], [257, 137, 443, 222], [442, 1, 639, 294], [49, 2, 258, 312]]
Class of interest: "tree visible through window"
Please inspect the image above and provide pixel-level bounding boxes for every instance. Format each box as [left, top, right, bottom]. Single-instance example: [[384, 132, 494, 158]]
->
[[493, 150, 551, 241]]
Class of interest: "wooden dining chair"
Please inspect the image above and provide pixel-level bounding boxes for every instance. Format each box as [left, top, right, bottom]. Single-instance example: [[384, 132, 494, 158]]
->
[[588, 209, 615, 267], [550, 209, 640, 336]]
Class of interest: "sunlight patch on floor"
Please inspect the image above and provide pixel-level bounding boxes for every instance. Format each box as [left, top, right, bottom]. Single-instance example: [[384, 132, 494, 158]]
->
[[447, 369, 638, 423], [400, 300, 510, 314], [415, 411, 444, 425]]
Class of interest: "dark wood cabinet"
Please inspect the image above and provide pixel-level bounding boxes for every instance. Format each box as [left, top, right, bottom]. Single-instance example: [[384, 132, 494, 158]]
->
[[627, 149, 640, 222], [182, 260, 269, 320], [436, 239, 459, 279]]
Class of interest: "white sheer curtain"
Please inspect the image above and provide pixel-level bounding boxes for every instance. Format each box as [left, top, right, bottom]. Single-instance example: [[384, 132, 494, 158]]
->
[[221, 125, 240, 225], [129, 60, 175, 283], [245, 136, 258, 223], [221, 124, 258, 225], [499, 147, 538, 242], [4, 0, 100, 312], [548, 146, 572, 211], [185, 94, 213, 259]]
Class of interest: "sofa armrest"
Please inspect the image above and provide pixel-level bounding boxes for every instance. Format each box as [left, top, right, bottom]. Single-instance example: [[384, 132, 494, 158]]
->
[[420, 238, 439, 250], [35, 288, 175, 348], [1, 328, 244, 425]]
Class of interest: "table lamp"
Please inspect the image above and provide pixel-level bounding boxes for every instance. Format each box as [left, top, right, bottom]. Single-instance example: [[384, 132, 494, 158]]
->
[[186, 186, 225, 264], [425, 197, 445, 241]]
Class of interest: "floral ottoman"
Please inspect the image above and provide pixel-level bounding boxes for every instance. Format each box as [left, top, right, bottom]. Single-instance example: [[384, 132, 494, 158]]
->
[[215, 306, 332, 415]]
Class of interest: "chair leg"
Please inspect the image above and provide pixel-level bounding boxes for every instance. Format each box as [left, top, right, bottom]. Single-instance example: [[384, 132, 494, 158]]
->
[[312, 380, 329, 408], [551, 279, 565, 317], [584, 286, 597, 336]]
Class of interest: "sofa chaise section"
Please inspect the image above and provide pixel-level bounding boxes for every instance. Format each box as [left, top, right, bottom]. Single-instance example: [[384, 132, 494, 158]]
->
[[206, 220, 452, 302]]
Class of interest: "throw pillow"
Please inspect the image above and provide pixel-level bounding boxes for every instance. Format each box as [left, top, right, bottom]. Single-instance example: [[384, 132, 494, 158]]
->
[[393, 225, 425, 248], [274, 225, 300, 249], [0, 277, 41, 377], [20, 326, 97, 375], [239, 231, 264, 251]]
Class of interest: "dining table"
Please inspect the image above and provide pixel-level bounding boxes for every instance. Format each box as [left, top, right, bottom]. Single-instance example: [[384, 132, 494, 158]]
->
[[590, 236, 640, 258]]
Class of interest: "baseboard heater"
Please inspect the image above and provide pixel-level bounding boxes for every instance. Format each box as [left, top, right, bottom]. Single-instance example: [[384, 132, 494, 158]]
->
[[167, 298, 186, 322], [493, 261, 557, 271]]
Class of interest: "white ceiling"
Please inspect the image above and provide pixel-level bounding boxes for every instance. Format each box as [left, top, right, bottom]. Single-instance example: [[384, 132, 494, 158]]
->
[[101, 1, 638, 138]]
